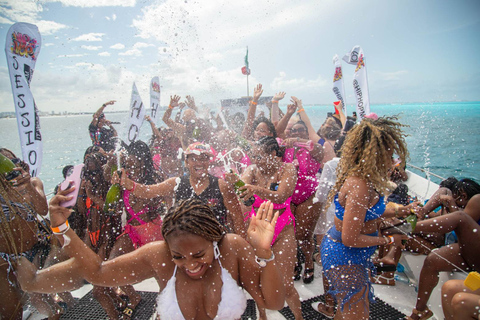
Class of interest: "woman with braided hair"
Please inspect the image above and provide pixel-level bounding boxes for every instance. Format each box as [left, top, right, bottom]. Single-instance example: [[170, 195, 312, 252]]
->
[[16, 195, 286, 320], [315, 117, 410, 319]]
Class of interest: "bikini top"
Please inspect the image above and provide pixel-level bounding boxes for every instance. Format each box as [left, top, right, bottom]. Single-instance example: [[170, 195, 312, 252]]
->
[[156, 242, 247, 320], [123, 190, 150, 225], [334, 194, 385, 222], [0, 194, 36, 223]]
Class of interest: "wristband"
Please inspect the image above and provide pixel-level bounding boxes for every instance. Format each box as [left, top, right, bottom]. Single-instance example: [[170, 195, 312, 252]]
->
[[168, 105, 174, 109], [52, 220, 71, 247], [51, 220, 70, 234], [297, 108, 305, 113], [250, 101, 257, 106], [102, 104, 106, 107], [394, 207, 399, 218], [127, 181, 136, 192], [384, 235, 394, 245], [255, 251, 275, 267], [271, 100, 278, 104]]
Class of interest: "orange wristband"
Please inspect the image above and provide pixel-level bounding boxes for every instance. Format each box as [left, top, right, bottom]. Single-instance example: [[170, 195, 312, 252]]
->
[[168, 105, 174, 109], [52, 220, 70, 234], [297, 108, 305, 113], [250, 101, 257, 106]]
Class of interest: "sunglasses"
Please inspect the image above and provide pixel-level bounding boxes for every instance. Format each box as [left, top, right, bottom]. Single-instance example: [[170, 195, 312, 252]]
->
[[290, 127, 306, 134]]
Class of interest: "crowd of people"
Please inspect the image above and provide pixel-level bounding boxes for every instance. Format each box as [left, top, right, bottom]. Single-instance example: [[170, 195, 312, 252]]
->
[[1, 85, 479, 320]]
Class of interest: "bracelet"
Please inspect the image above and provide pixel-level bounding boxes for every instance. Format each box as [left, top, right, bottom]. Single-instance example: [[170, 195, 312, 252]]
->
[[51, 220, 70, 234], [51, 220, 71, 247], [250, 101, 258, 106], [297, 108, 305, 113], [271, 100, 278, 104], [410, 208, 416, 215], [394, 207, 399, 218], [127, 181, 136, 192], [168, 105, 174, 109], [384, 235, 394, 245], [255, 251, 275, 267], [102, 104, 106, 107]]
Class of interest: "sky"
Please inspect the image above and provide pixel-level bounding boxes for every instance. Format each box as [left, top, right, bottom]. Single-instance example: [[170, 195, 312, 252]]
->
[[0, 0, 479, 114]]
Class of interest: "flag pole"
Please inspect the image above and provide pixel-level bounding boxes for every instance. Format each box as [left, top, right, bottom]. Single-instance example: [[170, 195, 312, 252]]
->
[[246, 46, 249, 98]]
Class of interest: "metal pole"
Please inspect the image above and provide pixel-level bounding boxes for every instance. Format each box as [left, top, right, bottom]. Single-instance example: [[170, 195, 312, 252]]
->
[[247, 74, 249, 98]]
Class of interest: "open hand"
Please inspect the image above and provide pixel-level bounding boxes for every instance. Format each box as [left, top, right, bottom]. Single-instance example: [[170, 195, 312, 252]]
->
[[272, 92, 286, 102], [253, 84, 263, 102], [247, 201, 279, 253], [103, 100, 116, 107], [169, 95, 181, 108], [286, 103, 297, 116]]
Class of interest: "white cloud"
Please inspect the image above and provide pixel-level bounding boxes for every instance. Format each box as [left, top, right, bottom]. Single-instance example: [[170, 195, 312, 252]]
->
[[46, 0, 136, 7], [44, 43, 55, 47], [81, 45, 102, 51], [119, 42, 154, 56], [271, 71, 328, 92], [98, 51, 111, 56], [110, 43, 125, 49], [0, 0, 68, 35], [71, 33, 105, 42]]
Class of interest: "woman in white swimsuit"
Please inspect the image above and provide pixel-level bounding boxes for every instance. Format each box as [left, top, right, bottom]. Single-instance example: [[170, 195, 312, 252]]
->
[[17, 192, 286, 320]]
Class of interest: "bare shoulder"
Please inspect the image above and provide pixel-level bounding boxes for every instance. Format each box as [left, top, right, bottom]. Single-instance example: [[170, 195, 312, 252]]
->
[[138, 240, 172, 268]]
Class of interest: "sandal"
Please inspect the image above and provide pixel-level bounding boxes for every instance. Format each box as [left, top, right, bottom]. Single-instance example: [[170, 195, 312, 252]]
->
[[122, 306, 134, 318], [312, 301, 335, 319], [372, 274, 396, 286], [313, 252, 321, 266], [294, 263, 302, 281], [303, 268, 315, 284], [406, 307, 433, 320]]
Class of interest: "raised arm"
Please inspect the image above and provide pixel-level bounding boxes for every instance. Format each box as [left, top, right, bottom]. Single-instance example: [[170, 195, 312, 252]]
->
[[145, 115, 162, 140], [241, 84, 263, 139], [11, 166, 48, 216], [275, 103, 296, 138], [162, 95, 186, 136], [92, 100, 115, 127], [185, 95, 198, 113], [291, 96, 321, 142], [270, 91, 285, 123]]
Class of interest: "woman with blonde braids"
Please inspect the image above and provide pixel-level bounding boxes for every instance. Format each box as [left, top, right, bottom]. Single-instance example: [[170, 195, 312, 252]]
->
[[314, 117, 410, 319], [17, 195, 286, 320]]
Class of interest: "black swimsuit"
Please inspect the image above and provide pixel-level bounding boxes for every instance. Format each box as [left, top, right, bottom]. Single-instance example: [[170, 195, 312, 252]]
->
[[174, 175, 229, 229]]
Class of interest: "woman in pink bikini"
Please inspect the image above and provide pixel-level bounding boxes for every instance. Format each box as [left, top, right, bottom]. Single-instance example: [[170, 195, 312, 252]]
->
[[229, 136, 304, 320]]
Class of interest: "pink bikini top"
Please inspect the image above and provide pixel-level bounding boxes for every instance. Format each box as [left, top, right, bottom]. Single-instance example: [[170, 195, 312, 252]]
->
[[123, 190, 149, 225]]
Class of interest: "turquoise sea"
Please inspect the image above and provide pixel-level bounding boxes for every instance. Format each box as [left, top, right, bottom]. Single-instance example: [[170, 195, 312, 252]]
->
[[1, 101, 479, 195]]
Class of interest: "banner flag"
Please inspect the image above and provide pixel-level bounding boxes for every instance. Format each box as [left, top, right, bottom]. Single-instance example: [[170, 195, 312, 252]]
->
[[343, 45, 370, 119], [332, 54, 347, 115], [242, 47, 251, 75], [150, 76, 160, 123], [5, 22, 43, 176], [126, 82, 146, 144]]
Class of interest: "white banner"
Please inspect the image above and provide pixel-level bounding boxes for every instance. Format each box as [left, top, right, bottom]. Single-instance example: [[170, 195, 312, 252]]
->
[[343, 45, 370, 119], [149, 76, 161, 124], [5, 22, 43, 176], [332, 54, 347, 115], [126, 82, 146, 144]]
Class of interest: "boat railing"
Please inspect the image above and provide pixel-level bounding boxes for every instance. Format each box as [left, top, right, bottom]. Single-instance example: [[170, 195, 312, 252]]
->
[[407, 164, 446, 181]]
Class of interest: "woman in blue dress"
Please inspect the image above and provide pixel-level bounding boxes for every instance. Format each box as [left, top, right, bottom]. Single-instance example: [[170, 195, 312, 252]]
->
[[316, 117, 410, 319]]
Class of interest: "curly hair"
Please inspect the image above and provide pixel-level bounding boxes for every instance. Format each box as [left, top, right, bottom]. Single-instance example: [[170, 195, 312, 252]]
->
[[327, 116, 409, 204], [252, 117, 277, 139], [162, 198, 226, 242]]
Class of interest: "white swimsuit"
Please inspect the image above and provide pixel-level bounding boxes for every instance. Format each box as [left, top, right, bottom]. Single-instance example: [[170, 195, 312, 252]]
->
[[156, 243, 247, 320]]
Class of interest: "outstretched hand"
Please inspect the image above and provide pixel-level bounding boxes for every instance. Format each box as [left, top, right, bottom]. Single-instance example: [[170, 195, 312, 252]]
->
[[286, 103, 297, 116], [169, 95, 181, 108], [272, 92, 286, 102], [103, 100, 116, 107], [253, 84, 263, 102], [247, 201, 279, 253]]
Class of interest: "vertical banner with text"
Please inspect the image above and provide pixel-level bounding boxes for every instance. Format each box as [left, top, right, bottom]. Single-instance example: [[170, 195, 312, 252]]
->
[[343, 45, 370, 119], [332, 54, 347, 115], [5, 22, 43, 176], [150, 76, 160, 124], [126, 82, 146, 144]]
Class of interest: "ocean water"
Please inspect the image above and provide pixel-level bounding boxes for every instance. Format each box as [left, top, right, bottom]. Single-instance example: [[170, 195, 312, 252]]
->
[[1, 101, 478, 195]]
